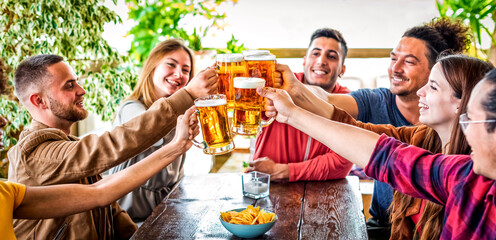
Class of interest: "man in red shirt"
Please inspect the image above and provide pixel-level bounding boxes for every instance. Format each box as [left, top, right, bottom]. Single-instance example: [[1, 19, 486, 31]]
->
[[248, 28, 353, 181]]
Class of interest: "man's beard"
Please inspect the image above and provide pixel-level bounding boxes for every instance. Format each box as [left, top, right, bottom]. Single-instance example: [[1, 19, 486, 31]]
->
[[48, 96, 88, 122], [390, 87, 411, 97]]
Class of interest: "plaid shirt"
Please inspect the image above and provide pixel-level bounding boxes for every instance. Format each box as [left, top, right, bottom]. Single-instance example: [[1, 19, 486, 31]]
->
[[365, 134, 496, 240]]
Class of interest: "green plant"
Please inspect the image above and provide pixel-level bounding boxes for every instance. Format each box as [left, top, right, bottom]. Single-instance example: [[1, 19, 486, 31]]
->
[[126, 0, 238, 64], [0, 0, 137, 177], [217, 34, 246, 54], [437, 0, 496, 60]]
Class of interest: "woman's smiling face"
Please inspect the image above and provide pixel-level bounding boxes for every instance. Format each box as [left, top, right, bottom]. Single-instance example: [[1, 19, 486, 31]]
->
[[417, 62, 461, 129], [152, 49, 192, 98]]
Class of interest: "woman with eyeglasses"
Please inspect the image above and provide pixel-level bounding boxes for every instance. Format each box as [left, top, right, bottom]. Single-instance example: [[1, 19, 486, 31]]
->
[[272, 54, 493, 239], [259, 61, 496, 239]]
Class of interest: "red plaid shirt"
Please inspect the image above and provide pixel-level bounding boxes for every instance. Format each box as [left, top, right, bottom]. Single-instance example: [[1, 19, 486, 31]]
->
[[365, 134, 496, 240]]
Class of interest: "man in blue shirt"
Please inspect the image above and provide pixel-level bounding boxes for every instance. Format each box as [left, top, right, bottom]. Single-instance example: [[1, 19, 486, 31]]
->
[[304, 18, 471, 239]]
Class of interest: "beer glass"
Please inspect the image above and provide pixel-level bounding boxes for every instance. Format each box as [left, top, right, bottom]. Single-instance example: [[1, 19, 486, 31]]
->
[[215, 53, 246, 110], [193, 94, 235, 155], [232, 77, 274, 136], [242, 49, 270, 57], [244, 53, 276, 88]]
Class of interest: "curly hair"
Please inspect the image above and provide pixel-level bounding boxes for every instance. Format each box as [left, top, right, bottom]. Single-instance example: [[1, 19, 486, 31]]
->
[[403, 17, 471, 68]]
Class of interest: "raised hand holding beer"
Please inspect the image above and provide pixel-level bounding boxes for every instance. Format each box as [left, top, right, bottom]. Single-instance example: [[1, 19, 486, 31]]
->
[[256, 87, 295, 125], [192, 94, 235, 155], [184, 66, 218, 99], [232, 77, 274, 135], [171, 107, 200, 152]]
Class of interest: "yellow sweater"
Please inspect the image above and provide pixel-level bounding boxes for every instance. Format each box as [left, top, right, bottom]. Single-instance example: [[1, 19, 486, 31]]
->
[[0, 181, 26, 240]]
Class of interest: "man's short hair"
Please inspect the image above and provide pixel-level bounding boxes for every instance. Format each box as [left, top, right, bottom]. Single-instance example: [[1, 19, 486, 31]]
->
[[308, 28, 348, 60], [14, 54, 64, 101], [403, 17, 470, 68]]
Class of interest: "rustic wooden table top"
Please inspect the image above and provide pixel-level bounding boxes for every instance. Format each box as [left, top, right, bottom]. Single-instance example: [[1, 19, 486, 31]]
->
[[132, 173, 367, 239]]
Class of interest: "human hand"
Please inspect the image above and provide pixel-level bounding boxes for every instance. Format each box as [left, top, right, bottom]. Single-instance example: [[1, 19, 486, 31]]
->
[[247, 157, 289, 181], [185, 66, 218, 99], [273, 69, 282, 88], [172, 106, 199, 152], [275, 63, 305, 97], [256, 87, 296, 124]]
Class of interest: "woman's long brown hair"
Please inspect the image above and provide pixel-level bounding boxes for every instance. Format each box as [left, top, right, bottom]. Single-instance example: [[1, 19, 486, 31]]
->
[[389, 54, 494, 240], [127, 39, 195, 108]]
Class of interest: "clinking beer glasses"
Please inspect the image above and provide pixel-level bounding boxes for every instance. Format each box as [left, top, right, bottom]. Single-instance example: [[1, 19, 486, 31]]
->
[[244, 53, 276, 88], [215, 53, 246, 110], [193, 94, 235, 155], [232, 77, 274, 136], [244, 52, 276, 120]]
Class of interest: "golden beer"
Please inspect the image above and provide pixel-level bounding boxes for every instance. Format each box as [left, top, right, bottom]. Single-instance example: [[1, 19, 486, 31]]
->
[[232, 77, 274, 136], [244, 54, 276, 88], [216, 54, 246, 110], [193, 94, 234, 155], [244, 53, 276, 120]]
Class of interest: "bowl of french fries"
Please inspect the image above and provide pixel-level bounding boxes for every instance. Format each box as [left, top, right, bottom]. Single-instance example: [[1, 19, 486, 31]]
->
[[220, 205, 277, 238]]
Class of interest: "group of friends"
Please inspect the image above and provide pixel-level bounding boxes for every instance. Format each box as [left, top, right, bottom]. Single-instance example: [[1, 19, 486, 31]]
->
[[0, 16, 495, 240]]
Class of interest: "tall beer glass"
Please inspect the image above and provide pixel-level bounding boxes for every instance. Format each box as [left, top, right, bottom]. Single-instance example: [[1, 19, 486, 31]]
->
[[193, 94, 235, 155], [244, 53, 276, 88], [216, 54, 246, 110], [232, 77, 274, 136]]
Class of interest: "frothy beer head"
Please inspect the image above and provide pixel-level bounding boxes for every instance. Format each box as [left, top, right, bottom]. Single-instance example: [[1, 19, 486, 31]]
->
[[244, 54, 276, 61], [242, 49, 270, 57], [233, 77, 265, 89], [194, 98, 227, 107], [216, 53, 244, 63]]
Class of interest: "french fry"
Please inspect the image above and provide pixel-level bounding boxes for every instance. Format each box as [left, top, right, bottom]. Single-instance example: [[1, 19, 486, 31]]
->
[[221, 205, 275, 225]]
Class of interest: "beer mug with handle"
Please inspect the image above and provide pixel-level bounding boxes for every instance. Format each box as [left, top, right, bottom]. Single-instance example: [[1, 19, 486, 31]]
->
[[193, 94, 235, 155], [232, 77, 274, 136]]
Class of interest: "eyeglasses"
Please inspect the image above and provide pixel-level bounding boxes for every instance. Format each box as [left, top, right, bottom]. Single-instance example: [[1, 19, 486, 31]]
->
[[459, 113, 496, 133]]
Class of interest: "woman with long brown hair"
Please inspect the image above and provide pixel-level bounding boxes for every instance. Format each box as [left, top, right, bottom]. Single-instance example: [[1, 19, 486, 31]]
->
[[106, 39, 210, 223], [272, 53, 493, 239], [385, 53, 486, 239]]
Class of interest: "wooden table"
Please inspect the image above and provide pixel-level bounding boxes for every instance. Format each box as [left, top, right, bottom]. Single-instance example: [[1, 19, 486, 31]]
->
[[132, 173, 367, 239]]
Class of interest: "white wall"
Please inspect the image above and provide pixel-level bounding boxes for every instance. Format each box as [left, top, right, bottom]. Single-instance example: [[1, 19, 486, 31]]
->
[[103, 0, 440, 51]]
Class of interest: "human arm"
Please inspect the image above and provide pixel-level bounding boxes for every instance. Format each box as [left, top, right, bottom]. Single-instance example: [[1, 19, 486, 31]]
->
[[248, 157, 289, 181], [258, 87, 379, 169], [248, 151, 352, 182], [13, 107, 199, 219], [287, 152, 353, 181], [331, 106, 423, 144], [9, 88, 194, 185], [114, 100, 164, 147], [276, 64, 359, 118], [364, 135, 470, 205], [259, 87, 463, 204]]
